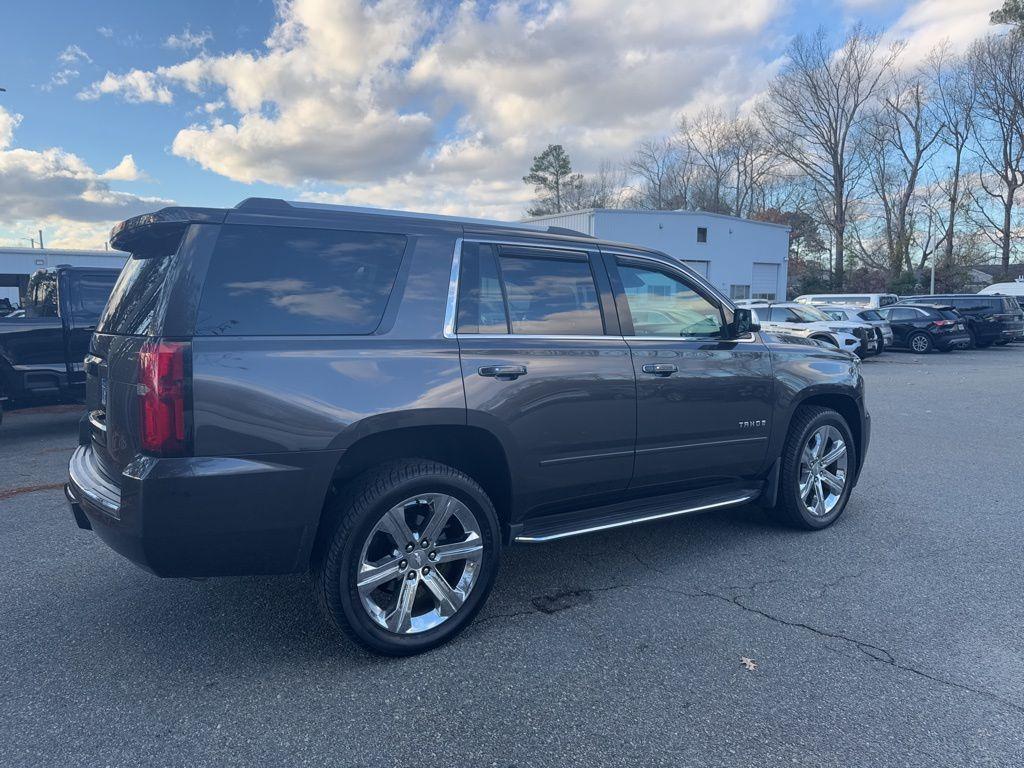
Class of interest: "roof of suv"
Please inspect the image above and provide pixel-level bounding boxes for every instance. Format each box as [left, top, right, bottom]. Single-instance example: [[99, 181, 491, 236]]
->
[[110, 197, 609, 249]]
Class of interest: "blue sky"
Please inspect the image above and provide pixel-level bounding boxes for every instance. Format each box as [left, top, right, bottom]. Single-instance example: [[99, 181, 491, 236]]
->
[[0, 0, 1000, 248]]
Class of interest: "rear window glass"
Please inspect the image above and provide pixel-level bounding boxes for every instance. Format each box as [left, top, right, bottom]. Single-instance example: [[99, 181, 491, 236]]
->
[[939, 309, 960, 321], [859, 310, 882, 321], [498, 252, 603, 335], [457, 243, 508, 334], [195, 225, 406, 336], [67, 272, 118, 325], [97, 256, 173, 335]]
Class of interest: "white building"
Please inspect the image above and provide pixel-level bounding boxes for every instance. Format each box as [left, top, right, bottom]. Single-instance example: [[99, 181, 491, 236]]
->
[[526, 209, 790, 302], [0, 247, 127, 306]]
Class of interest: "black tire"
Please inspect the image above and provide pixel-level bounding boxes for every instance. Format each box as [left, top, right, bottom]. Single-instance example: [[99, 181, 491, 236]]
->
[[312, 459, 501, 656], [811, 334, 839, 348], [975, 338, 993, 349], [966, 328, 977, 349], [770, 405, 857, 530], [908, 332, 932, 354]]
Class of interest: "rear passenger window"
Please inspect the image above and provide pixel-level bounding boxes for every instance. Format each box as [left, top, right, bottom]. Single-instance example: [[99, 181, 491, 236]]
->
[[457, 243, 508, 334], [498, 251, 603, 335], [196, 225, 406, 336]]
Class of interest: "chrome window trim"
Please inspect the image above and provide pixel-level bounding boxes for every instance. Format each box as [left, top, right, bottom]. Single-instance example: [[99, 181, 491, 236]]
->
[[442, 237, 463, 339], [444, 236, 600, 340], [443, 237, 760, 343]]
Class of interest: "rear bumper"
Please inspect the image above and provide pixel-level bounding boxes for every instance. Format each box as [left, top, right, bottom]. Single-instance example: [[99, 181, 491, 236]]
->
[[66, 445, 341, 577], [935, 332, 971, 349]]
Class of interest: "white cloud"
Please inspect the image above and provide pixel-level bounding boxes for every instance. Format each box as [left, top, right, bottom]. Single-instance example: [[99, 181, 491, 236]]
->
[[164, 26, 213, 51], [0, 106, 167, 247], [41, 68, 80, 91], [99, 154, 144, 181], [97, 26, 113, 38], [887, 0, 996, 62], [78, 69, 174, 104], [74, 0, 1002, 220], [0, 107, 22, 148], [58, 44, 92, 64], [77, 0, 785, 217]]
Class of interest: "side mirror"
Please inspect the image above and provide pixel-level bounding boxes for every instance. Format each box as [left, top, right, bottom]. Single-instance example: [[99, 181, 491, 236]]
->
[[730, 308, 759, 338]]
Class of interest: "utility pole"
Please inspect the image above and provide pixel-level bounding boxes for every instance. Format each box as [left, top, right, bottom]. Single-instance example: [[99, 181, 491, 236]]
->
[[930, 258, 936, 295], [38, 230, 44, 249]]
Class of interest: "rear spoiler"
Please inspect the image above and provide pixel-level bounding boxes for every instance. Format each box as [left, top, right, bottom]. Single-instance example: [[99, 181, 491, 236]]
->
[[110, 206, 226, 255]]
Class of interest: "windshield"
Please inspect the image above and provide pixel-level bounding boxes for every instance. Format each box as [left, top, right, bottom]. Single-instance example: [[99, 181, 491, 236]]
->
[[791, 305, 831, 322]]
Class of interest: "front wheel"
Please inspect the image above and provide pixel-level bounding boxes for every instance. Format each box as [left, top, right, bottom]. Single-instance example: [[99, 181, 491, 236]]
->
[[770, 406, 856, 530], [313, 460, 501, 656]]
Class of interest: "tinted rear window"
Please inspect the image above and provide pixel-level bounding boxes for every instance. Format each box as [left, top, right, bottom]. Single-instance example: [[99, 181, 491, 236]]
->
[[195, 225, 406, 336], [97, 256, 174, 335], [939, 309, 960, 321], [67, 272, 119, 325], [498, 252, 603, 335], [859, 310, 882, 321]]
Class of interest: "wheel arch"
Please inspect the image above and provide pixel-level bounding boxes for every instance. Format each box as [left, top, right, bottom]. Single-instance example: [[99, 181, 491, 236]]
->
[[311, 424, 514, 566], [789, 391, 864, 478]]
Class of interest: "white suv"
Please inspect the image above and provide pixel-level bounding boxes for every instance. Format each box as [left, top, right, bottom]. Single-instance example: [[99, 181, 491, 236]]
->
[[736, 301, 876, 357]]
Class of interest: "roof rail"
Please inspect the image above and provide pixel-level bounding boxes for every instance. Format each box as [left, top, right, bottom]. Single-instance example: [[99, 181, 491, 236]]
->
[[233, 198, 591, 237]]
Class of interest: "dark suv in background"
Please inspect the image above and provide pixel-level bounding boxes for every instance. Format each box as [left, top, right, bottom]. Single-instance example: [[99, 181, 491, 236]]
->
[[878, 304, 971, 353], [902, 294, 1024, 347], [66, 198, 870, 655]]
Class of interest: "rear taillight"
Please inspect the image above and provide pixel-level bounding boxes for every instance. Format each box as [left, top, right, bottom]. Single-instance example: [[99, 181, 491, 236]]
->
[[138, 340, 190, 456], [932, 320, 954, 327]]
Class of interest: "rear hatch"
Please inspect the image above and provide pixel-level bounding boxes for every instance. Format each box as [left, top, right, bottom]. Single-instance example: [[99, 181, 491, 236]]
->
[[85, 221, 197, 480]]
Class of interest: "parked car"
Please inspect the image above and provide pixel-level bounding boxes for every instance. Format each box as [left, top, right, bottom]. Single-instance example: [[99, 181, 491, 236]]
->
[[736, 300, 878, 357], [66, 198, 870, 656], [0, 266, 120, 421], [794, 293, 899, 309], [901, 294, 1024, 348], [877, 304, 971, 353], [816, 305, 893, 350]]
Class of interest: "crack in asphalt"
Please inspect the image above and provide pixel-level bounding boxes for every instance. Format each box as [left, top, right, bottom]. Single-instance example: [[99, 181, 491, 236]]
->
[[475, 579, 1024, 717], [686, 589, 1024, 717]]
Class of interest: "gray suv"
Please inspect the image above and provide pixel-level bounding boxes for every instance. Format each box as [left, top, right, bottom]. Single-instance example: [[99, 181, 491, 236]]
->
[[66, 198, 870, 655]]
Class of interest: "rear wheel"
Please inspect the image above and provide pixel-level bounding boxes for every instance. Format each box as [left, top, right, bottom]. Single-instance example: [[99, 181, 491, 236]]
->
[[908, 332, 932, 354], [313, 459, 501, 656], [811, 334, 839, 348], [770, 406, 856, 530]]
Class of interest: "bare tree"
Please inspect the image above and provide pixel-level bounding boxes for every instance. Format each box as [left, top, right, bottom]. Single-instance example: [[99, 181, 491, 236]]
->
[[968, 32, 1024, 268], [678, 108, 736, 214], [925, 44, 976, 266], [865, 71, 943, 274], [563, 160, 627, 210], [757, 26, 903, 289], [623, 137, 689, 210]]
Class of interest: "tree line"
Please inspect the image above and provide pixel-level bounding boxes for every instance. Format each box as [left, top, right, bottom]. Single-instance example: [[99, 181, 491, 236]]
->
[[523, 5, 1024, 294]]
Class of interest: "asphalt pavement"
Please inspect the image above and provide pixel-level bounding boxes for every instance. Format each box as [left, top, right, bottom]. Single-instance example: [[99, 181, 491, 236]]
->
[[1, 347, 1022, 767]]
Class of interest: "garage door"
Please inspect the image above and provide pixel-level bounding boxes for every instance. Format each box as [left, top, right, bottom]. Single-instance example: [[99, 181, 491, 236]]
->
[[682, 260, 709, 278], [751, 263, 779, 300]]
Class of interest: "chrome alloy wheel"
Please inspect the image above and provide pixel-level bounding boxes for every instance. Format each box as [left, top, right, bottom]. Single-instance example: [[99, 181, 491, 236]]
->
[[356, 493, 484, 634], [798, 425, 848, 518], [911, 334, 930, 353]]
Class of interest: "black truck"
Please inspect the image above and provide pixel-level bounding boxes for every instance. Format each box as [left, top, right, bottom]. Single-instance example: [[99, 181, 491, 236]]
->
[[0, 266, 120, 423]]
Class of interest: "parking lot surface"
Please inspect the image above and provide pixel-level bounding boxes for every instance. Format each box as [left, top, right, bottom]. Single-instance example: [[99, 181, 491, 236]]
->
[[1, 347, 1022, 767]]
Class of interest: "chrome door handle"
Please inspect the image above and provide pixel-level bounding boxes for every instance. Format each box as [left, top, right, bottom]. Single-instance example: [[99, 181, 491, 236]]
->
[[641, 363, 678, 376], [478, 365, 527, 380]]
